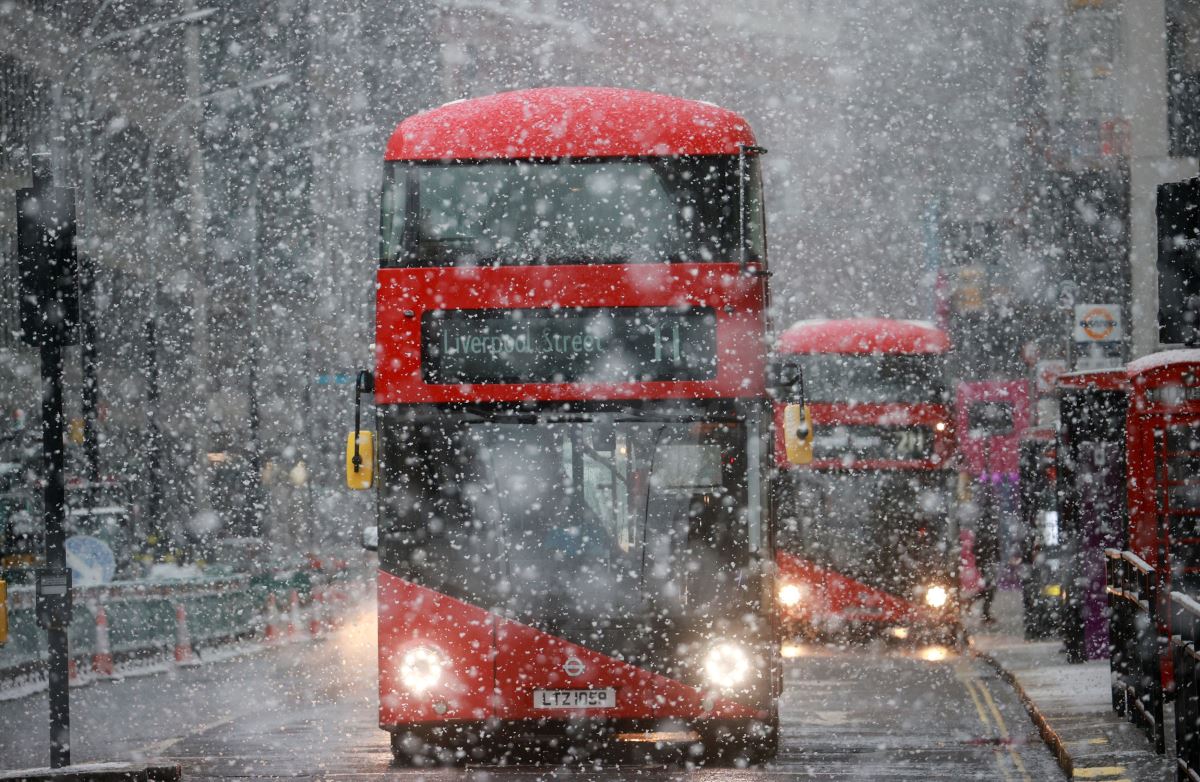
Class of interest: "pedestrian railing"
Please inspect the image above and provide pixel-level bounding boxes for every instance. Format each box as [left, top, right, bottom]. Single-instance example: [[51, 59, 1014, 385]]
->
[[1105, 548, 1165, 754], [0, 571, 364, 693], [1173, 591, 1200, 779]]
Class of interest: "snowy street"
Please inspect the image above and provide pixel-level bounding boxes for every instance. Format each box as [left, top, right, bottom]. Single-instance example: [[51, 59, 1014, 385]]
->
[[4, 1, 1194, 778], [1, 602, 1060, 780]]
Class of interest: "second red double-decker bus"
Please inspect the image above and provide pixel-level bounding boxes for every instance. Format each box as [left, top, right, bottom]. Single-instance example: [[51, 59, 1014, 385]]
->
[[349, 87, 784, 765], [771, 318, 960, 640]]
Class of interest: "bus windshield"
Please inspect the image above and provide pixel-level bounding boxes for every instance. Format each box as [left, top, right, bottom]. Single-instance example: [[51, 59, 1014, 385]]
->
[[378, 410, 751, 636], [777, 471, 950, 593], [792, 353, 948, 404], [379, 156, 764, 266]]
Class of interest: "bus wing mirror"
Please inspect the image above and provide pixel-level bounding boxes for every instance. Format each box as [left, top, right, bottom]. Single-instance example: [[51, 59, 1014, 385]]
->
[[346, 430, 376, 490], [769, 358, 805, 405], [784, 403, 814, 466], [361, 525, 378, 552]]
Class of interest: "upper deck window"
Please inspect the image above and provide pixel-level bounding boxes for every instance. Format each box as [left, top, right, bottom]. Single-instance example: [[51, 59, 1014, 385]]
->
[[380, 156, 764, 266], [791, 353, 949, 405]]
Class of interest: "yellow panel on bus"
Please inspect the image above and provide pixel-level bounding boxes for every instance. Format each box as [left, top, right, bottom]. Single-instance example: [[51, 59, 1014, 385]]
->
[[784, 404, 814, 466], [346, 431, 376, 490]]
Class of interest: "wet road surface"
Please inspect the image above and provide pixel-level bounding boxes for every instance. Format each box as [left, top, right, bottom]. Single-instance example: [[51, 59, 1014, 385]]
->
[[0, 605, 1062, 780]]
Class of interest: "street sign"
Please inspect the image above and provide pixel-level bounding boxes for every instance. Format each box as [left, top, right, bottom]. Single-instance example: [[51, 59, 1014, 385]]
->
[[315, 372, 355, 386], [65, 535, 116, 586], [1073, 303, 1122, 343]]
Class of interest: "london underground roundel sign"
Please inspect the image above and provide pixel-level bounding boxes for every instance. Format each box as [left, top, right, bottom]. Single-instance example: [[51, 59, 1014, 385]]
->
[[1073, 303, 1122, 343]]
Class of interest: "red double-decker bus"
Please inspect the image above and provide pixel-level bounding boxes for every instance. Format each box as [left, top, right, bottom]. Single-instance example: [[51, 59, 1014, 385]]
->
[[771, 318, 960, 640], [349, 87, 784, 765]]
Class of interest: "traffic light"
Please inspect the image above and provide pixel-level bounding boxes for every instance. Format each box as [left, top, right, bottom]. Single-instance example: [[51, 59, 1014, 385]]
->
[[16, 154, 79, 348], [1158, 176, 1200, 346]]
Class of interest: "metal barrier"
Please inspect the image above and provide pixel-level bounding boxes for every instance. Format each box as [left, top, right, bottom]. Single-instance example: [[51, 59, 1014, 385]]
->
[[0, 572, 361, 691], [1105, 548, 1165, 753], [1173, 592, 1200, 780]]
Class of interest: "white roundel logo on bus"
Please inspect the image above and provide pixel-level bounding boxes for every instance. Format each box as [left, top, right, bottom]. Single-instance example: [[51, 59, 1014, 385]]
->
[[562, 656, 586, 677]]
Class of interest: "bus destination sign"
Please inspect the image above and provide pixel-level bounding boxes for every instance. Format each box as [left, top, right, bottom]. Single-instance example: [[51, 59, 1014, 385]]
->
[[812, 425, 934, 462], [421, 306, 717, 385]]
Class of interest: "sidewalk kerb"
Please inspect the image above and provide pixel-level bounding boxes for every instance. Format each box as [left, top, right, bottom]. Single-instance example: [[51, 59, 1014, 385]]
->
[[0, 761, 181, 781], [970, 642, 1074, 778]]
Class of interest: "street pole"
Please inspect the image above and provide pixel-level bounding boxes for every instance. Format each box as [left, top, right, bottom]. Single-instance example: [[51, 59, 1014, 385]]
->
[[17, 153, 80, 769], [39, 338, 70, 768], [247, 169, 264, 538], [144, 319, 163, 557], [185, 0, 211, 526], [80, 252, 101, 487]]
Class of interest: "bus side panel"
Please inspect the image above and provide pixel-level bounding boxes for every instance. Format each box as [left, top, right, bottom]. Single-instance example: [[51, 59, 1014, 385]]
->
[[492, 618, 763, 722], [378, 570, 495, 727]]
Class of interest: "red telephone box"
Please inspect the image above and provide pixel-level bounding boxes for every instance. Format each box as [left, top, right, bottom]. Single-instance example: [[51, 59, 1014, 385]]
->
[[1126, 350, 1200, 686], [1126, 352, 1200, 583]]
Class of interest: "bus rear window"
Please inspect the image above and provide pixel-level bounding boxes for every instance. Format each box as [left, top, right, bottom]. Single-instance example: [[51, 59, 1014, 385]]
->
[[379, 156, 764, 266], [967, 402, 1015, 436]]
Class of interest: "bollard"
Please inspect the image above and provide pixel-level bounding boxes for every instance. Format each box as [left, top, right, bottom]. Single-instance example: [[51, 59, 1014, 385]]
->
[[287, 589, 300, 640], [92, 604, 114, 677], [331, 584, 347, 627], [264, 593, 279, 643], [174, 603, 196, 665], [308, 586, 324, 638]]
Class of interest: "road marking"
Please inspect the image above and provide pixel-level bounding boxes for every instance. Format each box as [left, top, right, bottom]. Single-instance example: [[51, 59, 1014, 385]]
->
[[956, 661, 1031, 782], [1071, 768, 1127, 779], [139, 714, 237, 756], [956, 665, 1012, 782], [976, 673, 1030, 779], [960, 668, 993, 731]]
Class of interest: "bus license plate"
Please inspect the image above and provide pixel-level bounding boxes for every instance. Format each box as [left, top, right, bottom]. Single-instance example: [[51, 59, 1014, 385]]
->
[[533, 688, 617, 709]]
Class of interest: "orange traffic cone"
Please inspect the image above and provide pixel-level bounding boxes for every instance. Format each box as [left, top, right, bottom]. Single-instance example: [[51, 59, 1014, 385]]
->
[[92, 604, 114, 677], [264, 593, 279, 643], [287, 589, 300, 640], [174, 604, 195, 665], [331, 585, 347, 627]]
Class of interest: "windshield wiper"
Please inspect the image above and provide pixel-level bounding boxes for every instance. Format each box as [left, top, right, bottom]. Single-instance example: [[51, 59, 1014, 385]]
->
[[638, 425, 670, 589]]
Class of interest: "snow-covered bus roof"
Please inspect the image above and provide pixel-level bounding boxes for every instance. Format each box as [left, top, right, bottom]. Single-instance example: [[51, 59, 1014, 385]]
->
[[777, 317, 950, 356], [386, 87, 757, 161]]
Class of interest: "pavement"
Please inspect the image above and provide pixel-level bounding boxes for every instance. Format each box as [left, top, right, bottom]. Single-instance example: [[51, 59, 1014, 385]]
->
[[968, 590, 1174, 781]]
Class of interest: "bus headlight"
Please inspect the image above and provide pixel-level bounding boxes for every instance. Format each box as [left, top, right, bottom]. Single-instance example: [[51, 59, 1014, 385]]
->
[[704, 641, 751, 689], [924, 585, 949, 609], [778, 583, 803, 607], [399, 646, 445, 693]]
